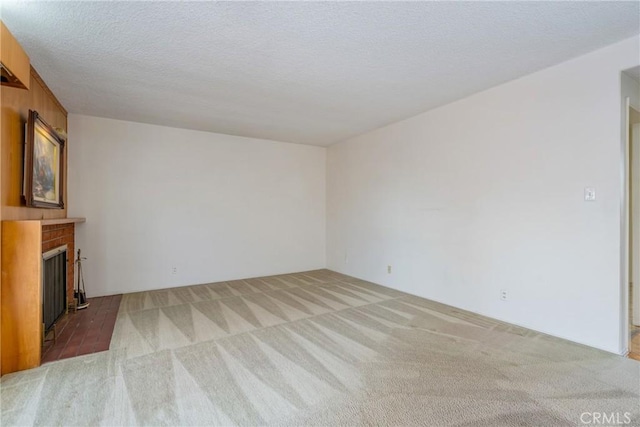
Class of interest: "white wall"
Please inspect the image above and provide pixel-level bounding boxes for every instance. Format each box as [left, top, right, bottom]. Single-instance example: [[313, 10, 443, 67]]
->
[[68, 115, 325, 296], [327, 37, 640, 354]]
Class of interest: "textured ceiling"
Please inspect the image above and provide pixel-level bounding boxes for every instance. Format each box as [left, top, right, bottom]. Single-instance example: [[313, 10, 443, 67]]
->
[[2, 1, 639, 146]]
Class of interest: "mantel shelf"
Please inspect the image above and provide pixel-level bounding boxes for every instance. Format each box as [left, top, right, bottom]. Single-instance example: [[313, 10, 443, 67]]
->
[[40, 217, 86, 226], [2, 218, 86, 226]]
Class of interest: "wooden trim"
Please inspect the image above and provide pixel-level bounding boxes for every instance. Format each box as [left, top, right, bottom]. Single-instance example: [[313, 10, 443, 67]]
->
[[30, 67, 67, 116]]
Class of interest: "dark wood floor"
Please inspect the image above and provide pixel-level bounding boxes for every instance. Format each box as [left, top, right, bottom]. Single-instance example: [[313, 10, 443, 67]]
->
[[42, 295, 122, 363]]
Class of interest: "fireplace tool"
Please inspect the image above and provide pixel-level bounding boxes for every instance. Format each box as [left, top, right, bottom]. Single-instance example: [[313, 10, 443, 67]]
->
[[75, 248, 90, 310]]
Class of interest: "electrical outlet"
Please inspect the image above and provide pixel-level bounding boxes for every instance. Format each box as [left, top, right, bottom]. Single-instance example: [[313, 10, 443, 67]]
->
[[584, 187, 596, 201], [500, 289, 508, 301], [387, 265, 392, 274], [171, 266, 178, 275], [344, 251, 349, 264]]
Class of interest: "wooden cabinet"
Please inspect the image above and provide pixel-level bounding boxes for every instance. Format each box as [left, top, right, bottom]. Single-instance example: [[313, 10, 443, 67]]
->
[[1, 21, 30, 90], [1, 218, 84, 374]]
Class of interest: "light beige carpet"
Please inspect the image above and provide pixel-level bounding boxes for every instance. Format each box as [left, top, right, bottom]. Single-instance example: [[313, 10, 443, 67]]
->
[[1, 269, 639, 426]]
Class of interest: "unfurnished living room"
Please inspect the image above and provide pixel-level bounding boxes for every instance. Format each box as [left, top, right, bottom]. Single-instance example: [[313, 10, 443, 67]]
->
[[1, 1, 640, 426]]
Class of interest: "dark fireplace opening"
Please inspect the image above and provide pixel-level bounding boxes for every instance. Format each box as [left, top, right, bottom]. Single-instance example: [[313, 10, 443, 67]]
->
[[42, 245, 68, 333]]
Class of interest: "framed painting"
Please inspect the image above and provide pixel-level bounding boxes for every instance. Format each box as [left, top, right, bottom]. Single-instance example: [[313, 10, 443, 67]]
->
[[23, 110, 65, 209]]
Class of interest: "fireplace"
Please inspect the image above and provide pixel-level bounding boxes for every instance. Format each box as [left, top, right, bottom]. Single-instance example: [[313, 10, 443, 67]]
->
[[1, 217, 85, 374], [42, 245, 68, 333]]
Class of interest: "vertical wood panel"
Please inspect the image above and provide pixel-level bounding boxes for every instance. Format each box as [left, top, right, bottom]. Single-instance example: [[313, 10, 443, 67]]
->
[[1, 221, 42, 374], [1, 67, 67, 221], [1, 66, 67, 374]]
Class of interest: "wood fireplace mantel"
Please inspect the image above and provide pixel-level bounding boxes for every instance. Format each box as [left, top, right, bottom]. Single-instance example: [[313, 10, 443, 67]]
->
[[41, 217, 86, 226], [19, 217, 86, 226]]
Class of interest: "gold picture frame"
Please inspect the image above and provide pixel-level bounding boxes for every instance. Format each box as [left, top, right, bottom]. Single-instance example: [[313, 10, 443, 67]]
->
[[23, 110, 65, 209]]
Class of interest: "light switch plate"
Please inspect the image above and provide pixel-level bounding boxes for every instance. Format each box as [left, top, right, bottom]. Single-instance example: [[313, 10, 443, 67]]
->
[[584, 187, 596, 201]]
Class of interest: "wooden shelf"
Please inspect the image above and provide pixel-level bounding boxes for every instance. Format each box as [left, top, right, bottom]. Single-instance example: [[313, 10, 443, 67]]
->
[[6, 217, 87, 226], [40, 217, 86, 226]]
